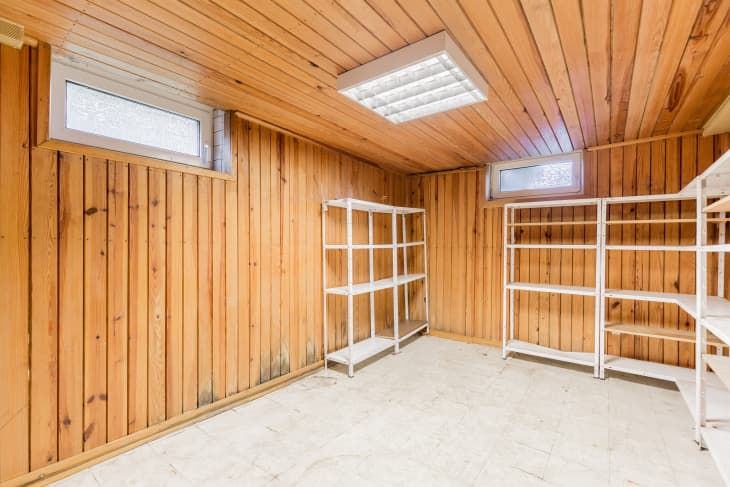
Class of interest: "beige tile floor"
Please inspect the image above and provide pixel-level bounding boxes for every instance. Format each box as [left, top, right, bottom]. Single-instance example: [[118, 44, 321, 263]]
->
[[51, 336, 722, 486]]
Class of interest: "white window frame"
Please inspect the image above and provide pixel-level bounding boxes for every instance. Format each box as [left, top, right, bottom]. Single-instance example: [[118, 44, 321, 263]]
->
[[487, 151, 584, 200], [50, 56, 213, 168]]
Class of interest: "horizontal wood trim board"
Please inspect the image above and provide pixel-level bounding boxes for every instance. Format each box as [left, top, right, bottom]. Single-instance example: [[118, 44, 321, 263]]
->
[[1, 362, 323, 487]]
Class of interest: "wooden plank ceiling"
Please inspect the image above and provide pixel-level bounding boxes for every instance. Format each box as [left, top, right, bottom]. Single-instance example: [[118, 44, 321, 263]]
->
[[2, 0, 729, 174]]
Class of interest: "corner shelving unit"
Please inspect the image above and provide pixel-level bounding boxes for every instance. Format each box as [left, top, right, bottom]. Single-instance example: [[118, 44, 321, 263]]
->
[[501, 198, 603, 377], [322, 198, 429, 377], [691, 148, 730, 485]]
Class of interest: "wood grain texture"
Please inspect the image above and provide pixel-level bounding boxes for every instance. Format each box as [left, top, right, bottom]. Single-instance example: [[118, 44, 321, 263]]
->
[[3, 6, 729, 173]]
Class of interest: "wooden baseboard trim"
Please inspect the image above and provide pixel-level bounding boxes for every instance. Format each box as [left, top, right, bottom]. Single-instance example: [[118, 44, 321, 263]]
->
[[429, 330, 501, 348], [3, 361, 323, 487]]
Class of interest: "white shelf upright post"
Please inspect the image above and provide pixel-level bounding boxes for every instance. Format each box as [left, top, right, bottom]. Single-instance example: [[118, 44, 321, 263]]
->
[[322, 203, 328, 371], [695, 180, 707, 445], [392, 209, 400, 354], [368, 211, 375, 339], [422, 210, 430, 333], [347, 200, 355, 377], [502, 204, 509, 358], [401, 213, 410, 321]]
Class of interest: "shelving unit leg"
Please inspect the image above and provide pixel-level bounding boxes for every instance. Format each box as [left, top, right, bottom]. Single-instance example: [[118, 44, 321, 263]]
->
[[509, 208, 515, 347], [391, 210, 400, 353], [322, 203, 328, 370], [422, 210, 430, 333], [695, 182, 707, 445], [597, 201, 606, 379], [368, 211, 375, 339], [502, 205, 509, 359], [347, 202, 354, 376], [401, 213, 410, 320]]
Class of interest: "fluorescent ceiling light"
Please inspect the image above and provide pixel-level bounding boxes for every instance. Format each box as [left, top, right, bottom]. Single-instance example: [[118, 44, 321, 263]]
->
[[337, 31, 488, 124]]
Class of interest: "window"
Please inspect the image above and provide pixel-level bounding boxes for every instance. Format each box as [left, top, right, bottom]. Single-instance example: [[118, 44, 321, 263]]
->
[[50, 56, 215, 169], [487, 152, 583, 200]]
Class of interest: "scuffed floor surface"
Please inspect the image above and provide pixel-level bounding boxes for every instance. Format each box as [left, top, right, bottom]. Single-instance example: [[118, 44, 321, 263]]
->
[[52, 336, 722, 486]]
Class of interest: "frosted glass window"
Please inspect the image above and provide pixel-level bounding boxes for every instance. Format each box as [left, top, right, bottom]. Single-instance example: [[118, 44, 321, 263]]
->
[[499, 161, 573, 192], [65, 81, 200, 157]]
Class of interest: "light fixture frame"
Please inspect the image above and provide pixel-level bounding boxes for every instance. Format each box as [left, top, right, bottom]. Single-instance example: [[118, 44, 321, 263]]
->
[[337, 31, 489, 123]]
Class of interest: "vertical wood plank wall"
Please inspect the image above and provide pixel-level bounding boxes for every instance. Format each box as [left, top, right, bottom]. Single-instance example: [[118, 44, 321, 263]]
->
[[0, 46, 406, 483], [409, 133, 730, 359]]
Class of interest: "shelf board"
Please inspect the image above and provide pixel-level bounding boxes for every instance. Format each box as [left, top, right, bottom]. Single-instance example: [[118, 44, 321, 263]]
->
[[325, 336, 394, 366], [324, 198, 423, 214], [376, 320, 428, 340], [704, 194, 730, 213], [325, 243, 393, 250], [702, 244, 730, 252], [507, 221, 597, 227], [326, 273, 426, 296], [603, 355, 697, 383], [606, 218, 696, 225], [507, 243, 596, 249], [704, 316, 730, 346], [605, 323, 725, 347], [605, 244, 696, 251], [605, 289, 697, 316], [507, 282, 595, 296], [505, 340, 595, 367], [705, 355, 730, 391], [702, 426, 730, 487]]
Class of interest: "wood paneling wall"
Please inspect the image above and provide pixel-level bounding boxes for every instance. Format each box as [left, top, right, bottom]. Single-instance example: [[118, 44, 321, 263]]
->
[[0, 45, 406, 483], [409, 133, 730, 359]]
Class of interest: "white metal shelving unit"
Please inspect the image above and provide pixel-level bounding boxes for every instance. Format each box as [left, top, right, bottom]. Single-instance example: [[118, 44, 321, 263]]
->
[[692, 148, 730, 485], [599, 193, 705, 381], [501, 198, 603, 377], [322, 198, 429, 377]]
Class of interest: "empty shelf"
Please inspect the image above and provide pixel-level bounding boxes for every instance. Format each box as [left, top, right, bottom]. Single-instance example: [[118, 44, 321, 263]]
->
[[326, 274, 426, 296], [705, 355, 730, 391], [376, 320, 428, 340], [605, 289, 697, 316], [704, 194, 730, 213], [507, 243, 596, 249], [605, 323, 725, 347], [506, 282, 595, 296], [603, 355, 697, 383], [325, 243, 393, 250], [703, 244, 730, 252], [324, 198, 424, 214], [606, 218, 696, 224], [701, 426, 730, 487], [507, 221, 598, 227], [703, 317, 730, 346], [605, 244, 696, 251], [505, 340, 595, 367], [325, 336, 394, 366]]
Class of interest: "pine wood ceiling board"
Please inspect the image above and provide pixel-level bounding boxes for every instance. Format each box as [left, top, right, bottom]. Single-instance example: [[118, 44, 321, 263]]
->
[[78, 0, 437, 170], [196, 0, 463, 167], [462, 0, 572, 153], [275, 0, 390, 59], [470, 103, 532, 159], [208, 0, 344, 74], [637, 0, 704, 137], [430, 109, 507, 163], [328, 0, 410, 50], [622, 0, 672, 141], [427, 0, 553, 157], [581, 0, 611, 145], [488, 0, 576, 152], [366, 0, 427, 41], [520, 0, 588, 149], [456, 107, 521, 161], [650, 0, 730, 135], [669, 12, 730, 132], [550, 0, 597, 147], [609, 0, 642, 142]]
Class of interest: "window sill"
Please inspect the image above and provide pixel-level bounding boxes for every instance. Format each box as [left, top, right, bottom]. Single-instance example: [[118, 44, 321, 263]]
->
[[37, 139, 236, 181]]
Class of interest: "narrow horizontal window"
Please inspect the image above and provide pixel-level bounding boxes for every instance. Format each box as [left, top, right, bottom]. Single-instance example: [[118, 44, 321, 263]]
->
[[65, 81, 201, 158], [49, 56, 228, 171], [488, 152, 583, 200]]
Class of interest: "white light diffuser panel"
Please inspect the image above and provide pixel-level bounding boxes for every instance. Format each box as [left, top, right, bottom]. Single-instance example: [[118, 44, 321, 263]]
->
[[337, 31, 488, 124]]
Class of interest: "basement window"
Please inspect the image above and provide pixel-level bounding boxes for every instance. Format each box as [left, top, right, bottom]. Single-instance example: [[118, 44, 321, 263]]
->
[[49, 56, 222, 170], [488, 151, 583, 200]]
